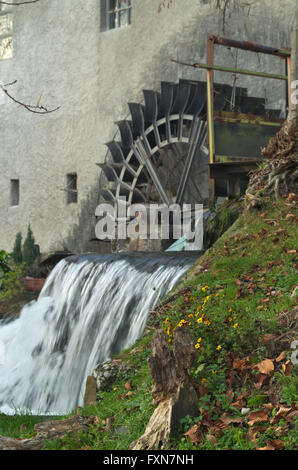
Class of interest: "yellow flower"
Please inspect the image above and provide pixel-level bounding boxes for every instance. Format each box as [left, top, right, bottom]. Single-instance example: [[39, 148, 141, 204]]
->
[[204, 320, 211, 326], [216, 345, 222, 351], [197, 317, 203, 324], [201, 378, 207, 384], [233, 323, 239, 329], [165, 317, 169, 324], [212, 370, 217, 375], [197, 337, 202, 343], [195, 344, 201, 349]]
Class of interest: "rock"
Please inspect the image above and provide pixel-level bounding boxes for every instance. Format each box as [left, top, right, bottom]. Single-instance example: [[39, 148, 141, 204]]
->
[[84, 375, 97, 407], [92, 360, 134, 392]]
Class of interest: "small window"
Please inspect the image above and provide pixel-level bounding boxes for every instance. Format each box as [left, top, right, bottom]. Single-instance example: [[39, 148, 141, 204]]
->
[[10, 179, 19, 206], [66, 173, 78, 204], [101, 0, 132, 31]]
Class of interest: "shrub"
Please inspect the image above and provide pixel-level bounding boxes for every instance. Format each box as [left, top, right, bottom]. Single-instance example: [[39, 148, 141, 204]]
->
[[23, 225, 38, 266], [0, 250, 11, 290], [13, 232, 23, 264], [0, 264, 24, 302]]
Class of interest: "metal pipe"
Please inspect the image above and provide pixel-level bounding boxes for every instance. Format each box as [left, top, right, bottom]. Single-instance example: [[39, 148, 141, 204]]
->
[[209, 35, 291, 58], [191, 62, 288, 81]]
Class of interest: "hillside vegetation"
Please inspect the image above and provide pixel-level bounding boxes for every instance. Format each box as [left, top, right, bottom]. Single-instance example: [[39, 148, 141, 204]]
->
[[1, 192, 296, 450]]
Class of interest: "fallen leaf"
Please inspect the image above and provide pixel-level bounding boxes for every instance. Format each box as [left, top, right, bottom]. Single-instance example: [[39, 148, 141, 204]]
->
[[207, 434, 217, 445], [262, 403, 274, 411], [184, 424, 202, 444], [286, 410, 298, 422], [275, 351, 286, 363], [257, 359, 274, 375], [262, 334, 277, 343], [257, 443, 275, 451], [286, 193, 298, 203], [247, 425, 267, 443], [88, 416, 100, 426], [282, 360, 292, 376], [268, 439, 285, 450], [220, 415, 243, 427], [270, 406, 292, 424], [248, 410, 269, 426], [254, 373, 269, 390], [124, 382, 132, 390]]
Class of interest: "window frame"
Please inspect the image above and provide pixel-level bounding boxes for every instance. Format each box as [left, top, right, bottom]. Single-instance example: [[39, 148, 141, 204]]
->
[[10, 179, 20, 207], [103, 0, 132, 31], [66, 173, 78, 205]]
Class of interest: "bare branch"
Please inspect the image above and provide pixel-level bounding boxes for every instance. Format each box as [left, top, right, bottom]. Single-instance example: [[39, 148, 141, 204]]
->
[[0, 81, 60, 114]]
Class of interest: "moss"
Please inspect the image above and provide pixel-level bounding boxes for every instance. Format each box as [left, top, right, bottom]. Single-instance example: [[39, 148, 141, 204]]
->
[[204, 200, 242, 249]]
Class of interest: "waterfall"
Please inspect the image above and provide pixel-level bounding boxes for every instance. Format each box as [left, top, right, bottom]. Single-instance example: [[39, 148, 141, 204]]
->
[[0, 252, 196, 416]]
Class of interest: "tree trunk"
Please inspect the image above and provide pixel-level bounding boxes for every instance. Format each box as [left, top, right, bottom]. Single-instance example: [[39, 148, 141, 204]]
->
[[130, 327, 199, 450]]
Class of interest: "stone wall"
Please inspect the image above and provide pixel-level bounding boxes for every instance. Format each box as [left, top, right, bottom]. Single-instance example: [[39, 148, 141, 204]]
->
[[0, 0, 295, 254]]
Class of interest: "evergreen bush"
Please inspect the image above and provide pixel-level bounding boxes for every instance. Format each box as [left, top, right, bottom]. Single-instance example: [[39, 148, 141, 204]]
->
[[13, 232, 23, 264], [23, 225, 38, 266]]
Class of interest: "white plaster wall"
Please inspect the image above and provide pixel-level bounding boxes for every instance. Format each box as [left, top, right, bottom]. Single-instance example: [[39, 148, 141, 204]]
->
[[0, 0, 295, 254]]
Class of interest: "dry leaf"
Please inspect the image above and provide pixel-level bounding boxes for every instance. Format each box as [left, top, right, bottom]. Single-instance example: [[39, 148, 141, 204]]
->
[[220, 415, 243, 427], [262, 334, 277, 343], [248, 410, 269, 426], [207, 434, 218, 445], [282, 361, 292, 376], [124, 382, 132, 390], [254, 373, 269, 390], [262, 403, 274, 411], [275, 351, 286, 363], [257, 443, 275, 451], [184, 424, 201, 444], [257, 359, 274, 375], [268, 440, 285, 450]]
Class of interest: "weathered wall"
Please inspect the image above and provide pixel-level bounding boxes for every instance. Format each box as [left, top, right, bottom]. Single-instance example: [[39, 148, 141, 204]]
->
[[0, 0, 295, 254]]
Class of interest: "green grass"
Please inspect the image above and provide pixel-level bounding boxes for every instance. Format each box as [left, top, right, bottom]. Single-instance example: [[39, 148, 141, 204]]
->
[[0, 196, 297, 450]]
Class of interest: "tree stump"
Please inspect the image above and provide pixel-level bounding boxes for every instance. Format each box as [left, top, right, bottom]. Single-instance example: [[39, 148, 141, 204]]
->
[[130, 327, 198, 450]]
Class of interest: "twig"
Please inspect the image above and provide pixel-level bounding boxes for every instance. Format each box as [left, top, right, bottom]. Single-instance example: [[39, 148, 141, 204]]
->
[[0, 81, 60, 114]]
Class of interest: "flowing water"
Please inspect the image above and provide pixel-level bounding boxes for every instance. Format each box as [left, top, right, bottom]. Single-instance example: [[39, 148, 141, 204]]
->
[[0, 252, 196, 415]]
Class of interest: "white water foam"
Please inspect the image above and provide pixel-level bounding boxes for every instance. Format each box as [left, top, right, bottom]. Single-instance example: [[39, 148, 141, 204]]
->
[[0, 252, 196, 415]]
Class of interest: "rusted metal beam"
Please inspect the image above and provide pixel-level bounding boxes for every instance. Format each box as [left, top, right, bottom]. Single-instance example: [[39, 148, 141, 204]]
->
[[287, 56, 292, 110], [209, 35, 291, 58], [189, 62, 288, 81], [207, 36, 215, 200], [209, 161, 258, 179]]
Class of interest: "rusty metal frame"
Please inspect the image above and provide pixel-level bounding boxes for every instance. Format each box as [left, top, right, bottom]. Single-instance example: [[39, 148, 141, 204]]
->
[[205, 35, 291, 199]]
